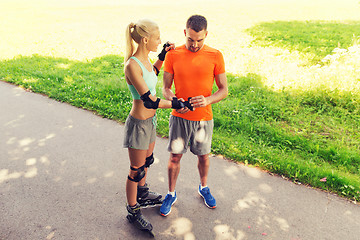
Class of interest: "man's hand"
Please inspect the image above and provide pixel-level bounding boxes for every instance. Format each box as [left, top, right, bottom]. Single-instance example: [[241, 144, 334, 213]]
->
[[189, 95, 208, 108]]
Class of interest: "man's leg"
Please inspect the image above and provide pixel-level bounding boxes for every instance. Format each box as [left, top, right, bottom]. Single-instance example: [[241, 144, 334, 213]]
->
[[161, 115, 188, 216], [160, 153, 182, 216], [197, 154, 210, 187], [168, 153, 183, 192], [197, 153, 216, 208]]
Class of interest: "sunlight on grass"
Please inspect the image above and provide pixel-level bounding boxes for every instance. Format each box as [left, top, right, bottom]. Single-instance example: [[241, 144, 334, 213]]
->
[[64, 75, 74, 84], [23, 77, 39, 83], [56, 63, 70, 69], [245, 20, 360, 93], [237, 43, 360, 93], [1, 0, 360, 63]]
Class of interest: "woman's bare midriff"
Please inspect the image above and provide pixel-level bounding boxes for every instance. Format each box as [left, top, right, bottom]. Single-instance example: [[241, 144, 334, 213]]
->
[[129, 99, 156, 120]]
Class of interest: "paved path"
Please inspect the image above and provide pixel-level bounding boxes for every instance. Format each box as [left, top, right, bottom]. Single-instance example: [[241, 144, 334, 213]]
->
[[1, 81, 359, 240]]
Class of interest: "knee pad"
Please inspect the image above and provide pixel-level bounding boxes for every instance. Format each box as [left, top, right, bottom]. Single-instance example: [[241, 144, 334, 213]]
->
[[128, 165, 146, 182], [144, 153, 154, 168]]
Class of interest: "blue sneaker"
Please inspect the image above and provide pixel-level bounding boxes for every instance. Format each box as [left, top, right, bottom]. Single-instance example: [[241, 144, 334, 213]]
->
[[160, 192, 177, 216], [198, 185, 216, 208]]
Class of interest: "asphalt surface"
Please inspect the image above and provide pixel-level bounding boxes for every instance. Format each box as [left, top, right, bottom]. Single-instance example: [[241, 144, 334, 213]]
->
[[1, 80, 359, 240]]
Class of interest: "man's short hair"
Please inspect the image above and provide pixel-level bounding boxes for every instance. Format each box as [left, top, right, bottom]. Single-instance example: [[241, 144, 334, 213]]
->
[[186, 15, 207, 32]]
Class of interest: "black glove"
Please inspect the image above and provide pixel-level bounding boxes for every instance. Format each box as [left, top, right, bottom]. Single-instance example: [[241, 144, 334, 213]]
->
[[183, 97, 194, 111], [171, 97, 185, 109], [158, 42, 171, 61]]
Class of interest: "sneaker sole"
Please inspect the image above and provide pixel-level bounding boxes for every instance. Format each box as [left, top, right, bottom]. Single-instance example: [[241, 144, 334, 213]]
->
[[198, 190, 216, 209], [160, 198, 177, 217]]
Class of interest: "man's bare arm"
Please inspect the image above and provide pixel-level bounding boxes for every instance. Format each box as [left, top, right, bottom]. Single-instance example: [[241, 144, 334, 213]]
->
[[162, 71, 176, 100], [163, 71, 189, 113]]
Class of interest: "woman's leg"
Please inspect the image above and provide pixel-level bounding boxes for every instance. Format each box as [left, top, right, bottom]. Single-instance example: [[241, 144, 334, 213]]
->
[[125, 147, 154, 235], [138, 141, 156, 187], [136, 141, 163, 207], [126, 148, 148, 206]]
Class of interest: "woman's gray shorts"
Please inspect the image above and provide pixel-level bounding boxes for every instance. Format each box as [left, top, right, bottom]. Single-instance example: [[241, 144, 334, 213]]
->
[[123, 115, 156, 150], [167, 115, 214, 155]]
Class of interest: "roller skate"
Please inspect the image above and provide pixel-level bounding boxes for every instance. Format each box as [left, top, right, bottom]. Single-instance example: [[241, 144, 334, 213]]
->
[[137, 183, 163, 208], [126, 203, 155, 237]]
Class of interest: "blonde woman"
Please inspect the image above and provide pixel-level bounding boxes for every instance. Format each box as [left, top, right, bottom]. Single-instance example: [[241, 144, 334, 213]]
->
[[123, 19, 188, 236]]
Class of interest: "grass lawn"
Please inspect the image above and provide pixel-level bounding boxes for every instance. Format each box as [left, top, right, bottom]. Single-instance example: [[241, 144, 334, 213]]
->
[[1, 0, 359, 201]]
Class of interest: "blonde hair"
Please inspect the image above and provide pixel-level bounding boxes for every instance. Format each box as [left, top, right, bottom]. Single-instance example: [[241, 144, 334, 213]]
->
[[125, 19, 159, 63]]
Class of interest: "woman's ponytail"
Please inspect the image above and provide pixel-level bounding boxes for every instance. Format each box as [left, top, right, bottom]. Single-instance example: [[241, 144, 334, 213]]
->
[[125, 22, 136, 63]]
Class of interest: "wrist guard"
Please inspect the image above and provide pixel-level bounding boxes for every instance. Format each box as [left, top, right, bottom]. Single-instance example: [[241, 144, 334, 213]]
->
[[140, 91, 160, 109], [158, 42, 171, 61], [171, 97, 185, 109], [183, 97, 194, 111]]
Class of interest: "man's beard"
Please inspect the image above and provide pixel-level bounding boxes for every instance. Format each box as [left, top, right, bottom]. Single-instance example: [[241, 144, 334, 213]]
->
[[189, 46, 200, 52]]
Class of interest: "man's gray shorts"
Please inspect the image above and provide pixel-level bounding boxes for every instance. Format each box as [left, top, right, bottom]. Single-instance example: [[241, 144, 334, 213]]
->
[[123, 115, 156, 150], [167, 115, 214, 155]]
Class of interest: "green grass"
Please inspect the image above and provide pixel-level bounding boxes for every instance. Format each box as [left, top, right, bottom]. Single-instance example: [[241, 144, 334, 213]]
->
[[212, 74, 360, 200], [1, 20, 360, 202], [246, 20, 360, 64], [1, 55, 132, 120]]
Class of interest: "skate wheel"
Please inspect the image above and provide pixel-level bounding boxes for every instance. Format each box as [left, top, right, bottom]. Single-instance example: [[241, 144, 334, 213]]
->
[[148, 230, 155, 238], [126, 215, 134, 223]]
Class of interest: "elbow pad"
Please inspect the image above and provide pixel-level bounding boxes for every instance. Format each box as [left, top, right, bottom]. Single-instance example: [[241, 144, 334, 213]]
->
[[140, 91, 160, 109]]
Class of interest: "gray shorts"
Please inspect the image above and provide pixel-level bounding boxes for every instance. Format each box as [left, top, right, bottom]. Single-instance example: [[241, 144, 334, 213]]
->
[[167, 115, 214, 155], [123, 115, 156, 150]]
